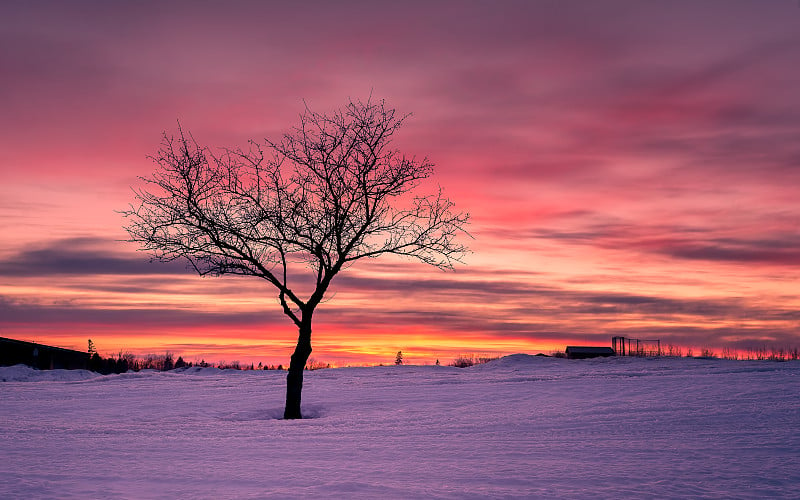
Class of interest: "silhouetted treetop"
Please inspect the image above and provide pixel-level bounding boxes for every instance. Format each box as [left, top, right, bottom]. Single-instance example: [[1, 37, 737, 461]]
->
[[125, 99, 467, 319]]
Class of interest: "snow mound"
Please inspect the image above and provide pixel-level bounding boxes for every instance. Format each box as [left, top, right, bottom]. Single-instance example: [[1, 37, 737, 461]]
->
[[473, 353, 560, 370], [0, 364, 99, 382], [173, 366, 224, 375]]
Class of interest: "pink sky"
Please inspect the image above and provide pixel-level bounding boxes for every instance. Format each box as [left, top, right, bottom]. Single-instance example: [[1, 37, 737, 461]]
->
[[1, 0, 799, 365]]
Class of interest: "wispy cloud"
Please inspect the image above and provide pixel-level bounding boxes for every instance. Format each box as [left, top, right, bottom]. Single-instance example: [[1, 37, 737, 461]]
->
[[0, 237, 190, 277]]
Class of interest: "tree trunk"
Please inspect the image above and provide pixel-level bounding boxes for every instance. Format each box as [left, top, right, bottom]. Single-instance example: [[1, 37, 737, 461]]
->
[[284, 322, 312, 419]]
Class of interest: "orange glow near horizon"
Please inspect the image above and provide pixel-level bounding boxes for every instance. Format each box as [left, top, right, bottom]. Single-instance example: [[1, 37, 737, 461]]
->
[[10, 327, 567, 367]]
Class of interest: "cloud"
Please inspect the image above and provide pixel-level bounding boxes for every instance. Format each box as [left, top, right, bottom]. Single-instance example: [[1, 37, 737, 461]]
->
[[498, 221, 800, 267], [0, 237, 190, 277], [0, 295, 284, 329], [660, 238, 800, 266]]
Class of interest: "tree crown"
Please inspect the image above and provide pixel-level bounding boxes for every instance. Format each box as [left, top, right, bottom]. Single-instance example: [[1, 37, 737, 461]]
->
[[123, 98, 469, 325]]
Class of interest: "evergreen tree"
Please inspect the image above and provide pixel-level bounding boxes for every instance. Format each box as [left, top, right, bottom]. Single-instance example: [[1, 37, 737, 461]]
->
[[89, 352, 103, 372], [163, 353, 174, 371]]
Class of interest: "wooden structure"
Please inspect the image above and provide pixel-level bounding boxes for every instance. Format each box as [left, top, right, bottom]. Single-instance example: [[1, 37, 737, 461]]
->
[[612, 336, 662, 356], [565, 346, 615, 359], [0, 337, 89, 370]]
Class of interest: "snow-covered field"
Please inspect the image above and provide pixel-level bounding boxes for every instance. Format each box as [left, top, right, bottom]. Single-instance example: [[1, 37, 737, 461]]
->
[[1, 355, 798, 499]]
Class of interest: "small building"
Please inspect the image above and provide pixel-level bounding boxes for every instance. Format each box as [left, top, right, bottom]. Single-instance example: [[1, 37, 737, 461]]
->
[[0, 337, 89, 370], [565, 346, 616, 359]]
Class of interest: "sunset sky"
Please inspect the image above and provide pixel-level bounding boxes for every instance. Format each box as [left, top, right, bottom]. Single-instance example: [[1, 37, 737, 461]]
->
[[1, 0, 799, 366]]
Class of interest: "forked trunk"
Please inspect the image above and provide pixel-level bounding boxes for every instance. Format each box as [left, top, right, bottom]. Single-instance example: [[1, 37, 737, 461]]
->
[[284, 323, 312, 419]]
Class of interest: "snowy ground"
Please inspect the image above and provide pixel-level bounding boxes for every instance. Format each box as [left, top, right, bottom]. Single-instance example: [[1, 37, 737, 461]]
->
[[1, 355, 798, 499]]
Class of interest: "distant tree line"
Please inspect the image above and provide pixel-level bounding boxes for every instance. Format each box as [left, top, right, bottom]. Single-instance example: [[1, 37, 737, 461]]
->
[[697, 346, 800, 361], [84, 344, 800, 375], [625, 344, 800, 361], [89, 351, 187, 374], [86, 351, 290, 374]]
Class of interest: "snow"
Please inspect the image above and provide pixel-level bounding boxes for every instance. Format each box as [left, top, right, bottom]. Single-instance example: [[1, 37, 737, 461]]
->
[[1, 356, 798, 499]]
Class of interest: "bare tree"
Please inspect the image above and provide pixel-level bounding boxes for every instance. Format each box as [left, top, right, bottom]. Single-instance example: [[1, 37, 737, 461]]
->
[[123, 98, 469, 419]]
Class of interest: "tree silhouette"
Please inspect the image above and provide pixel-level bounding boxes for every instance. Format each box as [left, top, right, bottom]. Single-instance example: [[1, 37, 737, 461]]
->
[[123, 98, 469, 419]]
